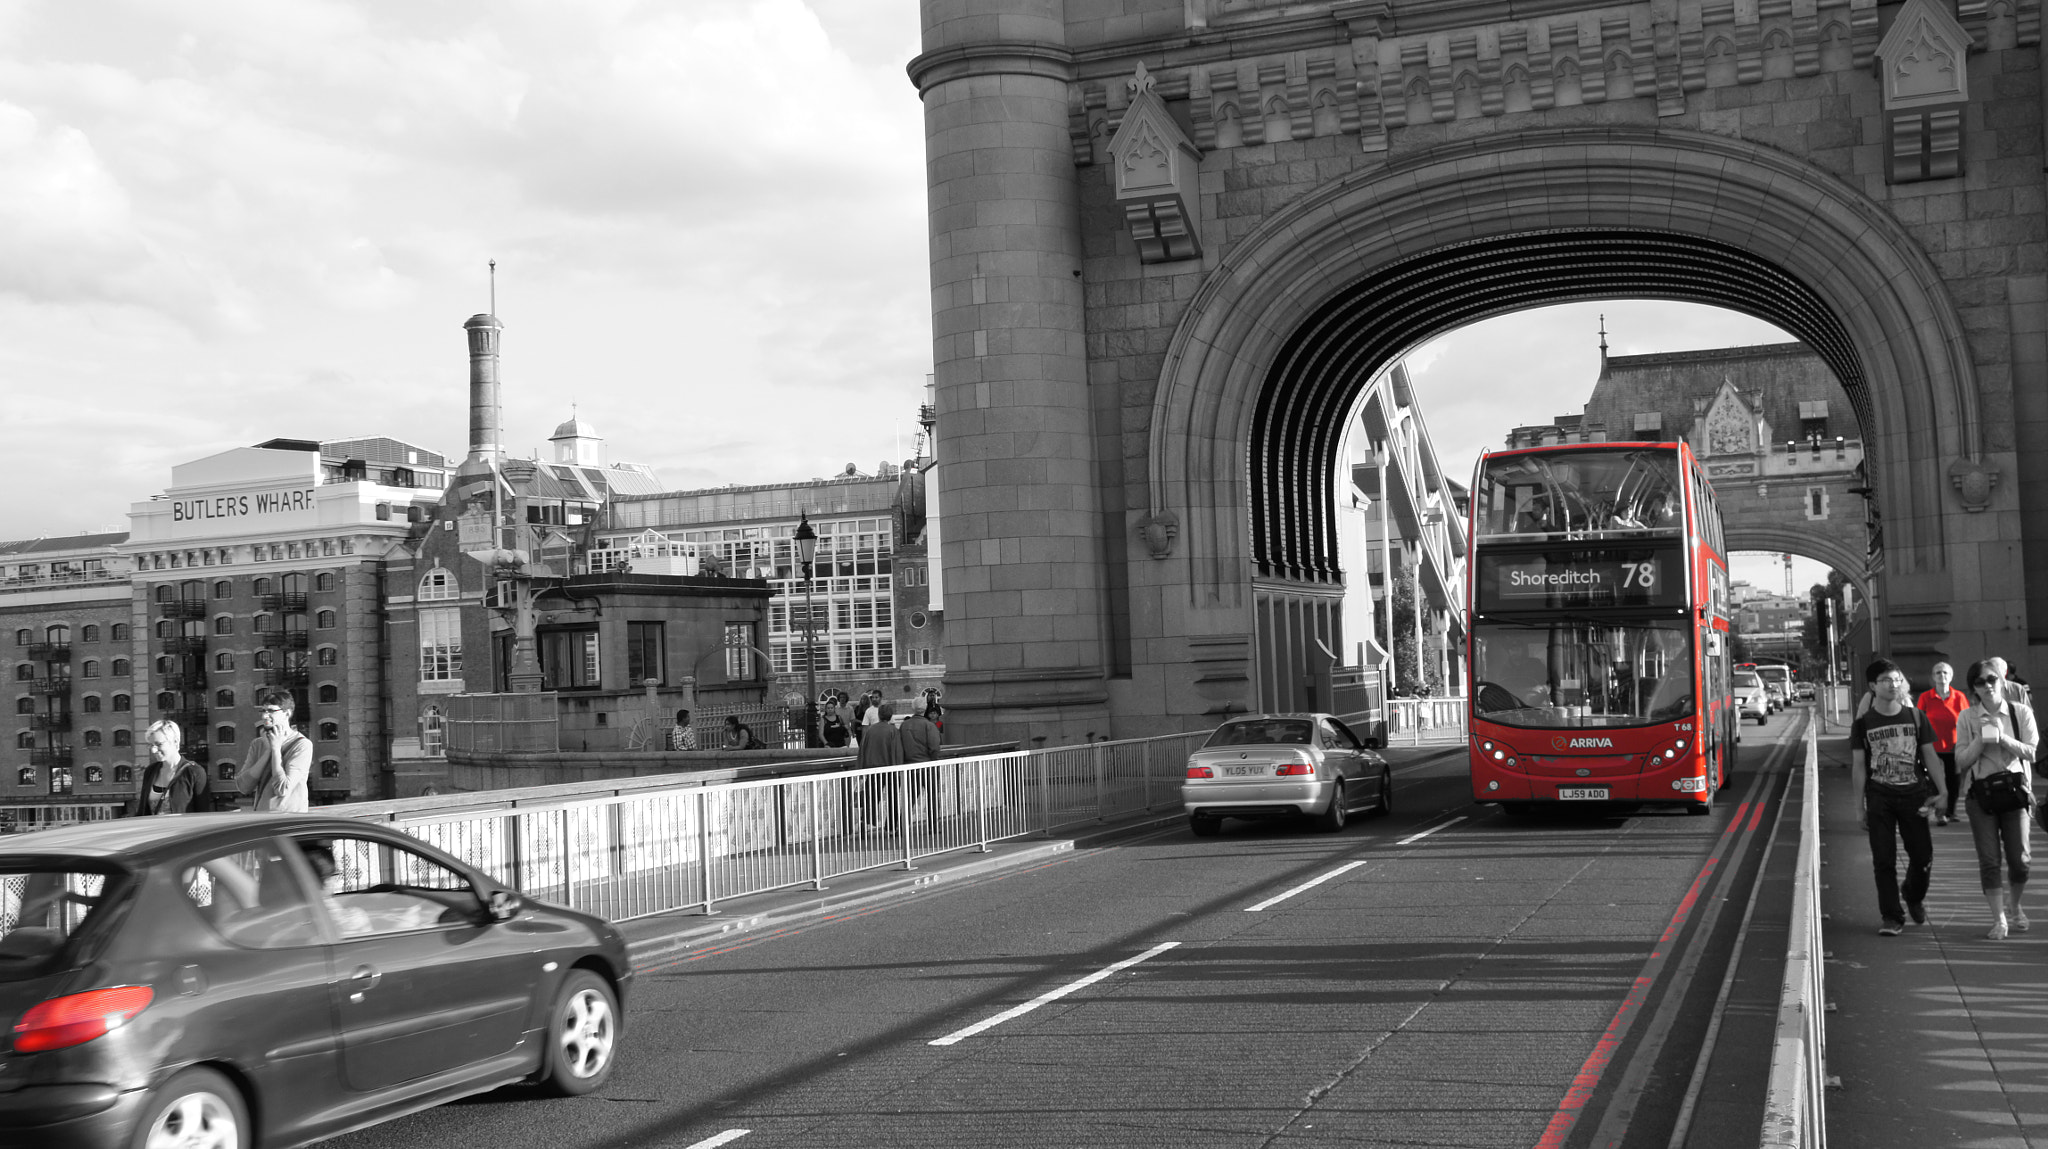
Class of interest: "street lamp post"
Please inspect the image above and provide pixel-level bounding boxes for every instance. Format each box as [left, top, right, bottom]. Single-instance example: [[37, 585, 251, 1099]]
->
[[794, 514, 821, 748]]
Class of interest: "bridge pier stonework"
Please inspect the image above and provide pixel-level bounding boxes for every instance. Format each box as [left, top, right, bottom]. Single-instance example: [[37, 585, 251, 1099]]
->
[[912, 0, 2046, 744]]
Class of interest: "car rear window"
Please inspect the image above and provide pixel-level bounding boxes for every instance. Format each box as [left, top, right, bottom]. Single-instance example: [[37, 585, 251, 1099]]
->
[[1735, 673, 1762, 688], [0, 864, 120, 979], [1206, 719, 1315, 747]]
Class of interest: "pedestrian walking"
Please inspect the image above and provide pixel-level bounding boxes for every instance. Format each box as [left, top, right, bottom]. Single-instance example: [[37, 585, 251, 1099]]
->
[[1851, 659, 1947, 936], [237, 690, 311, 812], [1989, 657, 2034, 708], [1957, 659, 2039, 939], [126, 719, 210, 816], [1919, 662, 1969, 821], [856, 702, 903, 828]]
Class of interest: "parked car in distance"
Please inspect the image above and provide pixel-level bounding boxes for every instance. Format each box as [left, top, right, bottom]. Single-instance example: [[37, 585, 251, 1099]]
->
[[1763, 682, 1789, 712], [1183, 713, 1392, 836], [0, 813, 632, 1149], [1735, 671, 1771, 725]]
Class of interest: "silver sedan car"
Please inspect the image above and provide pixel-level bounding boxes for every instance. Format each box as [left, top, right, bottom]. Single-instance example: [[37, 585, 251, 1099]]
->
[[1182, 713, 1392, 836]]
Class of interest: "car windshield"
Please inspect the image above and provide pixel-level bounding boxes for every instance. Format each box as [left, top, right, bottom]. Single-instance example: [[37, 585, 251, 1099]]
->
[[1473, 618, 1694, 728], [1206, 719, 1315, 747], [1477, 449, 1683, 541], [0, 863, 120, 978]]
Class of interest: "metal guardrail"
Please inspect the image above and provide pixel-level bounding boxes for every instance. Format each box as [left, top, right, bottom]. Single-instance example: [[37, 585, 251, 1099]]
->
[[1386, 696, 1467, 745], [348, 731, 1208, 921], [1762, 720, 1827, 1147]]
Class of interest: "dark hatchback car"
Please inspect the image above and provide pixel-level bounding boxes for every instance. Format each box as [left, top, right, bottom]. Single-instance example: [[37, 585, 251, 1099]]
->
[[0, 813, 632, 1149]]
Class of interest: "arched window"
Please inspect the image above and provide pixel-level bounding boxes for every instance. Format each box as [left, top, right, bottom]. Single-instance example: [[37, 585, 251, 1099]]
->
[[214, 616, 234, 635], [214, 689, 235, 709], [216, 725, 236, 745], [253, 650, 274, 670], [214, 652, 234, 672], [45, 625, 66, 644], [253, 577, 272, 597], [316, 572, 336, 592], [15, 732, 32, 748], [419, 567, 457, 601], [83, 730, 102, 748], [319, 757, 342, 779], [80, 625, 98, 643], [316, 610, 336, 630], [153, 656, 169, 674], [110, 659, 130, 677], [114, 764, 133, 783], [318, 720, 339, 741], [317, 646, 338, 666], [154, 620, 173, 640], [82, 696, 101, 714], [13, 665, 32, 682], [155, 585, 174, 603], [252, 613, 272, 634], [11, 629, 26, 646], [12, 697, 29, 715], [214, 580, 233, 599], [80, 660, 98, 678], [110, 623, 128, 642], [111, 694, 130, 712], [113, 729, 131, 747], [83, 765, 102, 784], [317, 683, 338, 704]]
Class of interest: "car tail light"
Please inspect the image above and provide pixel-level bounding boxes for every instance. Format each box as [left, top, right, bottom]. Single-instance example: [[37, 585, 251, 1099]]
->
[[1275, 763, 1314, 776], [12, 986, 153, 1053], [1186, 766, 1214, 779]]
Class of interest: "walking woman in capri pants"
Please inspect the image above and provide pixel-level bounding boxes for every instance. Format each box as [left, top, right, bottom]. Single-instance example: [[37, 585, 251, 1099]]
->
[[1957, 659, 2040, 939]]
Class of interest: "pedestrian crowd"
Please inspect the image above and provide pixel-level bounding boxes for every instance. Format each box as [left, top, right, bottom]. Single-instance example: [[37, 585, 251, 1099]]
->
[[1852, 655, 2037, 939], [125, 688, 312, 818]]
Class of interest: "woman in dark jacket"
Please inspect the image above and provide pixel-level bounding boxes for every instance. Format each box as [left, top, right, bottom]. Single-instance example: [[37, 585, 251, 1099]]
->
[[128, 719, 211, 816]]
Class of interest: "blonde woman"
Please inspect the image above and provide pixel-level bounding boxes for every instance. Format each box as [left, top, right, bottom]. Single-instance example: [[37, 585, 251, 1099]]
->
[[1957, 659, 2040, 939]]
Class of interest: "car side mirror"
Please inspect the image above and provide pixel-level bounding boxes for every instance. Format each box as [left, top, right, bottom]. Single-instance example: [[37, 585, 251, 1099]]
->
[[485, 889, 522, 922]]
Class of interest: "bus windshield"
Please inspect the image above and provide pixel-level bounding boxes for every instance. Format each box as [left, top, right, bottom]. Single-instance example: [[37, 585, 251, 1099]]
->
[[1472, 617, 1695, 729], [1476, 448, 1683, 541]]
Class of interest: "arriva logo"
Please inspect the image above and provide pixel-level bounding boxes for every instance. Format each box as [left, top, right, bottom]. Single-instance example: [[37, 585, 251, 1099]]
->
[[1551, 736, 1616, 750]]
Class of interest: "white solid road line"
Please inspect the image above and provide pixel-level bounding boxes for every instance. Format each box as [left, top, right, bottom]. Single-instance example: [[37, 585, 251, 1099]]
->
[[1244, 860, 1369, 912], [682, 1132, 750, 1149], [1394, 815, 1467, 846], [928, 942, 1181, 1046]]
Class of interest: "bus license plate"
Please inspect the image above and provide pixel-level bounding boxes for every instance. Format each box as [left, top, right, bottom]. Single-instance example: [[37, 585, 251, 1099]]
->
[[1558, 787, 1609, 801]]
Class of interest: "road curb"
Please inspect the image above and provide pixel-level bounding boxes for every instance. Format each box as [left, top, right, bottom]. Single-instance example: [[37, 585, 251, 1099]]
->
[[626, 811, 1191, 967]]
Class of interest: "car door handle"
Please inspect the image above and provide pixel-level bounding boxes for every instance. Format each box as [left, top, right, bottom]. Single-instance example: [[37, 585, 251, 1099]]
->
[[347, 965, 381, 1002]]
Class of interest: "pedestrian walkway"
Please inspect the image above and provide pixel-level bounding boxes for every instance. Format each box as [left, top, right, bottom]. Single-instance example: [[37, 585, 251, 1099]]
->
[[1818, 726, 2048, 1148]]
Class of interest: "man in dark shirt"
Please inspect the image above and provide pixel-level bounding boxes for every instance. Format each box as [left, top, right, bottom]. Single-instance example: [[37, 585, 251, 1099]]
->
[[855, 703, 903, 829], [1852, 659, 1948, 935], [128, 719, 211, 816]]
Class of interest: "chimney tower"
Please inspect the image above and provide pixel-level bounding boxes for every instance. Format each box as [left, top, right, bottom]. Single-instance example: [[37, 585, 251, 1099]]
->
[[459, 312, 504, 479]]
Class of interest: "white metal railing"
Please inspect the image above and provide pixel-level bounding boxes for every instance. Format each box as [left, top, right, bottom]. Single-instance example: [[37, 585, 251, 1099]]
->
[[348, 732, 1208, 921], [1386, 697, 1467, 744], [1761, 721, 1827, 1147]]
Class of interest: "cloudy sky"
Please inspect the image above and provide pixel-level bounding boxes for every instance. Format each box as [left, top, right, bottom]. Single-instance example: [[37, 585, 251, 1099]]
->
[[0, 1, 1829, 589]]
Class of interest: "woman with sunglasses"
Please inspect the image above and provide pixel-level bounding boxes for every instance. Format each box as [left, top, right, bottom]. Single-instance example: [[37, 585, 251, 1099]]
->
[[1957, 659, 2041, 939]]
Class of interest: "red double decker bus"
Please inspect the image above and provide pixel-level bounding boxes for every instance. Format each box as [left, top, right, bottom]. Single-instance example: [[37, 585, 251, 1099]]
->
[[1465, 442, 1734, 814]]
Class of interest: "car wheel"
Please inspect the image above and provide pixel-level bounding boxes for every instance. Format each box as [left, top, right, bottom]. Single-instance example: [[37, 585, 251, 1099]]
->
[[1372, 766, 1394, 816], [132, 1066, 246, 1149], [1314, 784, 1348, 832], [541, 970, 620, 1096], [1190, 814, 1220, 837]]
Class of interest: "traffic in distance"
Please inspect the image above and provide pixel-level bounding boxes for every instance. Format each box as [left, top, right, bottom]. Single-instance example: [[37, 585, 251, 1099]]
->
[[1465, 442, 1738, 814]]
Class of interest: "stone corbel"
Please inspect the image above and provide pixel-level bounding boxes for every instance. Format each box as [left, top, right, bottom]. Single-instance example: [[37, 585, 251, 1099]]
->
[[1136, 510, 1180, 558], [1106, 62, 1204, 264], [1875, 0, 1971, 182], [1949, 457, 1998, 511]]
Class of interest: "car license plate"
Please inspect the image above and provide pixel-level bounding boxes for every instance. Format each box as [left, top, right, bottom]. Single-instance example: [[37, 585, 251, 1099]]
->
[[1558, 787, 1609, 800], [1224, 765, 1265, 777]]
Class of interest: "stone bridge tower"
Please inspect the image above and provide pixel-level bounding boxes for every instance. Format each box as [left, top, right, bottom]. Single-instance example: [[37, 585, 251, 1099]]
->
[[912, 0, 2047, 744]]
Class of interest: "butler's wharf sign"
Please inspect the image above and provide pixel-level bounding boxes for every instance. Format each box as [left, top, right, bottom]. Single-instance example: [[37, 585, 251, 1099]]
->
[[170, 488, 316, 522]]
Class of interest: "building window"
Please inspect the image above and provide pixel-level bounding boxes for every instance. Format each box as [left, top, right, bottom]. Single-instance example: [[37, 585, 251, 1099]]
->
[[81, 660, 99, 678], [83, 731, 101, 749], [110, 624, 128, 642], [419, 567, 457, 601], [13, 665, 31, 682], [316, 610, 336, 630], [11, 629, 26, 646], [156, 692, 176, 711], [155, 620, 173, 640], [214, 615, 235, 635], [216, 725, 236, 745], [114, 764, 132, 783], [419, 608, 462, 682], [111, 659, 130, 677], [421, 704, 444, 757], [316, 572, 335, 592], [317, 646, 337, 666], [45, 625, 67, 644], [627, 622, 664, 686], [538, 628, 600, 690], [319, 757, 342, 779], [317, 683, 338, 704], [48, 768, 71, 796], [910, 611, 927, 629], [214, 580, 232, 599], [318, 721, 339, 741], [82, 696, 101, 714], [81, 625, 99, 643], [253, 650, 273, 670], [113, 729, 130, 747], [111, 694, 130, 712], [84, 765, 103, 784], [724, 623, 757, 680], [155, 585, 174, 603], [215, 689, 235, 708], [215, 652, 234, 672], [14, 732, 32, 748], [253, 577, 272, 597], [252, 613, 272, 634]]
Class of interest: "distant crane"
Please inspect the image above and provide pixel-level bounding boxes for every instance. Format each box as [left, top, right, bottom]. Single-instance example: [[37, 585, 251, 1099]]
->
[[1783, 552, 1795, 597]]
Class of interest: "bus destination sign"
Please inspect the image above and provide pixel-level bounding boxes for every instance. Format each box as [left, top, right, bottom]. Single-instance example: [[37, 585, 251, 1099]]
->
[[1478, 548, 1684, 611]]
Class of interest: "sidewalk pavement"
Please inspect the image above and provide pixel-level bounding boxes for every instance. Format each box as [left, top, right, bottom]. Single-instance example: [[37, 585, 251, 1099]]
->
[[1818, 725, 2048, 1148], [618, 811, 1190, 969]]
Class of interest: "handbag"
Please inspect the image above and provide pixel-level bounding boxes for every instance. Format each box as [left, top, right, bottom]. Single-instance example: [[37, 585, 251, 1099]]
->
[[1971, 768, 2033, 816]]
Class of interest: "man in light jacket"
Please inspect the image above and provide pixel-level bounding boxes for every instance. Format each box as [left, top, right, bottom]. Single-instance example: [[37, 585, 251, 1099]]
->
[[238, 689, 312, 812]]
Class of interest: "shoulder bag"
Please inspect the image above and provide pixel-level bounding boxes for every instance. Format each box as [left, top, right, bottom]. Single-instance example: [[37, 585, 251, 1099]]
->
[[1972, 768, 2033, 816]]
